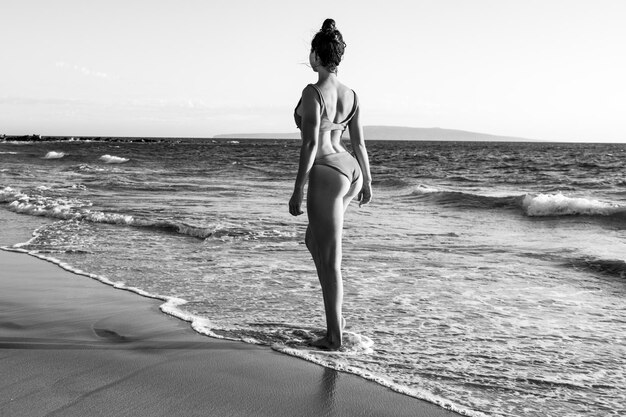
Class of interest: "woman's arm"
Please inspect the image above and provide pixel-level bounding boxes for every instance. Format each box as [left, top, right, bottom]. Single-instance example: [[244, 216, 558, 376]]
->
[[348, 105, 372, 207], [289, 86, 321, 216]]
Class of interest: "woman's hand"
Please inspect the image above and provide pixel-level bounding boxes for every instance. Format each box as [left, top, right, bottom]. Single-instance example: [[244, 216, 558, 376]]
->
[[289, 190, 304, 216], [358, 182, 372, 207]]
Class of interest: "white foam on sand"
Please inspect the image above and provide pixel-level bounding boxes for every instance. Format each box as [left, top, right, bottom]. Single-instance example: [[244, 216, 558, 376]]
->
[[1, 236, 482, 417], [2, 238, 225, 343], [272, 339, 486, 417], [1, 221, 480, 417]]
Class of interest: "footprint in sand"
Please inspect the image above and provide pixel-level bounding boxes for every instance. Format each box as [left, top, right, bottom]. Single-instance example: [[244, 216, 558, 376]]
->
[[93, 327, 131, 343]]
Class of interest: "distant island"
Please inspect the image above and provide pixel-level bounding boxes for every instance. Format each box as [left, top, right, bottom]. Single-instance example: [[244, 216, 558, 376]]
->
[[214, 126, 537, 142], [1, 126, 537, 143]]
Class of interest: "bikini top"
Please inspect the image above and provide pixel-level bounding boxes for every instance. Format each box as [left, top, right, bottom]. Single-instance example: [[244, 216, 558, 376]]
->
[[294, 84, 359, 132]]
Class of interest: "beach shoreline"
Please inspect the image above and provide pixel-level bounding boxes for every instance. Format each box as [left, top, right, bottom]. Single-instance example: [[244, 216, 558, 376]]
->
[[0, 247, 461, 417]]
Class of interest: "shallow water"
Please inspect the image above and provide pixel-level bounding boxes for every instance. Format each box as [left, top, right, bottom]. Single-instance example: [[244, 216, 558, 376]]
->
[[2, 138, 625, 416]]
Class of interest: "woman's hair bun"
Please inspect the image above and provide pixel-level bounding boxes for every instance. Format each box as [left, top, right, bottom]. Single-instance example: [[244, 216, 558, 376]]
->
[[321, 18, 336, 33], [311, 18, 345, 72]]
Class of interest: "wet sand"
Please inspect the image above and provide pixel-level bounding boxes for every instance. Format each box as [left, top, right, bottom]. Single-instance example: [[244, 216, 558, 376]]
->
[[0, 249, 461, 417]]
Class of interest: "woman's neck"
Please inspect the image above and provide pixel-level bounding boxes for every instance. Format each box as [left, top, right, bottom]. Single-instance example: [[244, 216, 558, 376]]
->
[[317, 68, 338, 83]]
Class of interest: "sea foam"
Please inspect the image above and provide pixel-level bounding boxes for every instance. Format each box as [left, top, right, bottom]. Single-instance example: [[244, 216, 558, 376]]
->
[[0, 187, 25, 203], [100, 154, 129, 164], [1, 187, 214, 238], [411, 184, 441, 194], [44, 151, 65, 159], [522, 193, 622, 216], [411, 187, 626, 218], [6, 233, 482, 416], [272, 338, 485, 417]]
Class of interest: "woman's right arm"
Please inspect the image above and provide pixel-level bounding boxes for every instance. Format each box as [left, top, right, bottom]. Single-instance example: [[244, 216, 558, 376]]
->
[[348, 106, 372, 207], [289, 86, 321, 216]]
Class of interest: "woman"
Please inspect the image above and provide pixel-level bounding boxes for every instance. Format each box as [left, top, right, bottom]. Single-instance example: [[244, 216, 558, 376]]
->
[[289, 19, 372, 350]]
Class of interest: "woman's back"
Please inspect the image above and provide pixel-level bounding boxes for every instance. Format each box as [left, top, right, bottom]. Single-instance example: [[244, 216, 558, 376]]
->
[[295, 80, 359, 156]]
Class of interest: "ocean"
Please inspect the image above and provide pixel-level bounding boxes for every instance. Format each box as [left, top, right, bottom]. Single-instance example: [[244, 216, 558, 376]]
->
[[1, 138, 625, 417]]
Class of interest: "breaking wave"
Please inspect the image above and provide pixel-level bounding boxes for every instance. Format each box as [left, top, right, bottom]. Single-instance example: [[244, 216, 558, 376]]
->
[[409, 187, 626, 221], [100, 154, 129, 164], [0, 186, 291, 241], [521, 193, 625, 217], [408, 186, 522, 210], [43, 151, 65, 159]]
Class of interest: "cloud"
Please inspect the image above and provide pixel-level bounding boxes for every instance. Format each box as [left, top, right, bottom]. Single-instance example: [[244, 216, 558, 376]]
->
[[55, 61, 110, 79]]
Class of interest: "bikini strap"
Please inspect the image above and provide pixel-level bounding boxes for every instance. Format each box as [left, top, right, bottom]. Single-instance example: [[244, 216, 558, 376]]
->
[[308, 84, 326, 115], [344, 90, 359, 125], [308, 85, 359, 131]]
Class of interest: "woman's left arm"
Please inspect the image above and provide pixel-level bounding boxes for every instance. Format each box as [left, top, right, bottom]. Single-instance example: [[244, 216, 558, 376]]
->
[[348, 105, 372, 207], [289, 86, 321, 216]]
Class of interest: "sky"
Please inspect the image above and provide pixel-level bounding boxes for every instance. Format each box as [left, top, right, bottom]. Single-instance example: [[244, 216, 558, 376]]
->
[[1, 0, 625, 142]]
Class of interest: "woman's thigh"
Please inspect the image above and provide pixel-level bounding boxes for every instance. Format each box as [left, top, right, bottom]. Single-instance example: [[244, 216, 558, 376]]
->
[[307, 165, 350, 243]]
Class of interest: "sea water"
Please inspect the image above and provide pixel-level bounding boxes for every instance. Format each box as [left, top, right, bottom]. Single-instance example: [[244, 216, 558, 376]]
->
[[1, 138, 625, 417]]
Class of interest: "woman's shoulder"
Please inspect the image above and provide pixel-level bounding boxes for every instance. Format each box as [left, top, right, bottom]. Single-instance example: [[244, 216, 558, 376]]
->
[[335, 83, 357, 101], [337, 83, 358, 106], [301, 83, 321, 97], [300, 84, 322, 107]]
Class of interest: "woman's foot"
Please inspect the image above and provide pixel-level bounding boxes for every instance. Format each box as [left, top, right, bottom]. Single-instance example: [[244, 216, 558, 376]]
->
[[311, 317, 345, 350], [311, 336, 341, 350]]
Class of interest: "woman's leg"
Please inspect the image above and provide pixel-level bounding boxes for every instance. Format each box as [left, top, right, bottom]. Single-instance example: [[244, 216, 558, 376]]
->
[[306, 224, 348, 333], [306, 165, 355, 349]]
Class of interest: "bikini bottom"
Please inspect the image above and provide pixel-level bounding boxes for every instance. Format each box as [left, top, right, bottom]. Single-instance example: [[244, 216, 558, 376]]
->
[[313, 152, 361, 185]]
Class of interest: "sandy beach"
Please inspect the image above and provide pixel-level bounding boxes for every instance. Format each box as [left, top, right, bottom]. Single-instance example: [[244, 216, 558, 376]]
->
[[0, 248, 460, 417]]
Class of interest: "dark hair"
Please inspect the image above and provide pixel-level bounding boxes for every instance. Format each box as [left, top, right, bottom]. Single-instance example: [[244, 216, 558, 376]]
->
[[311, 19, 346, 72]]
